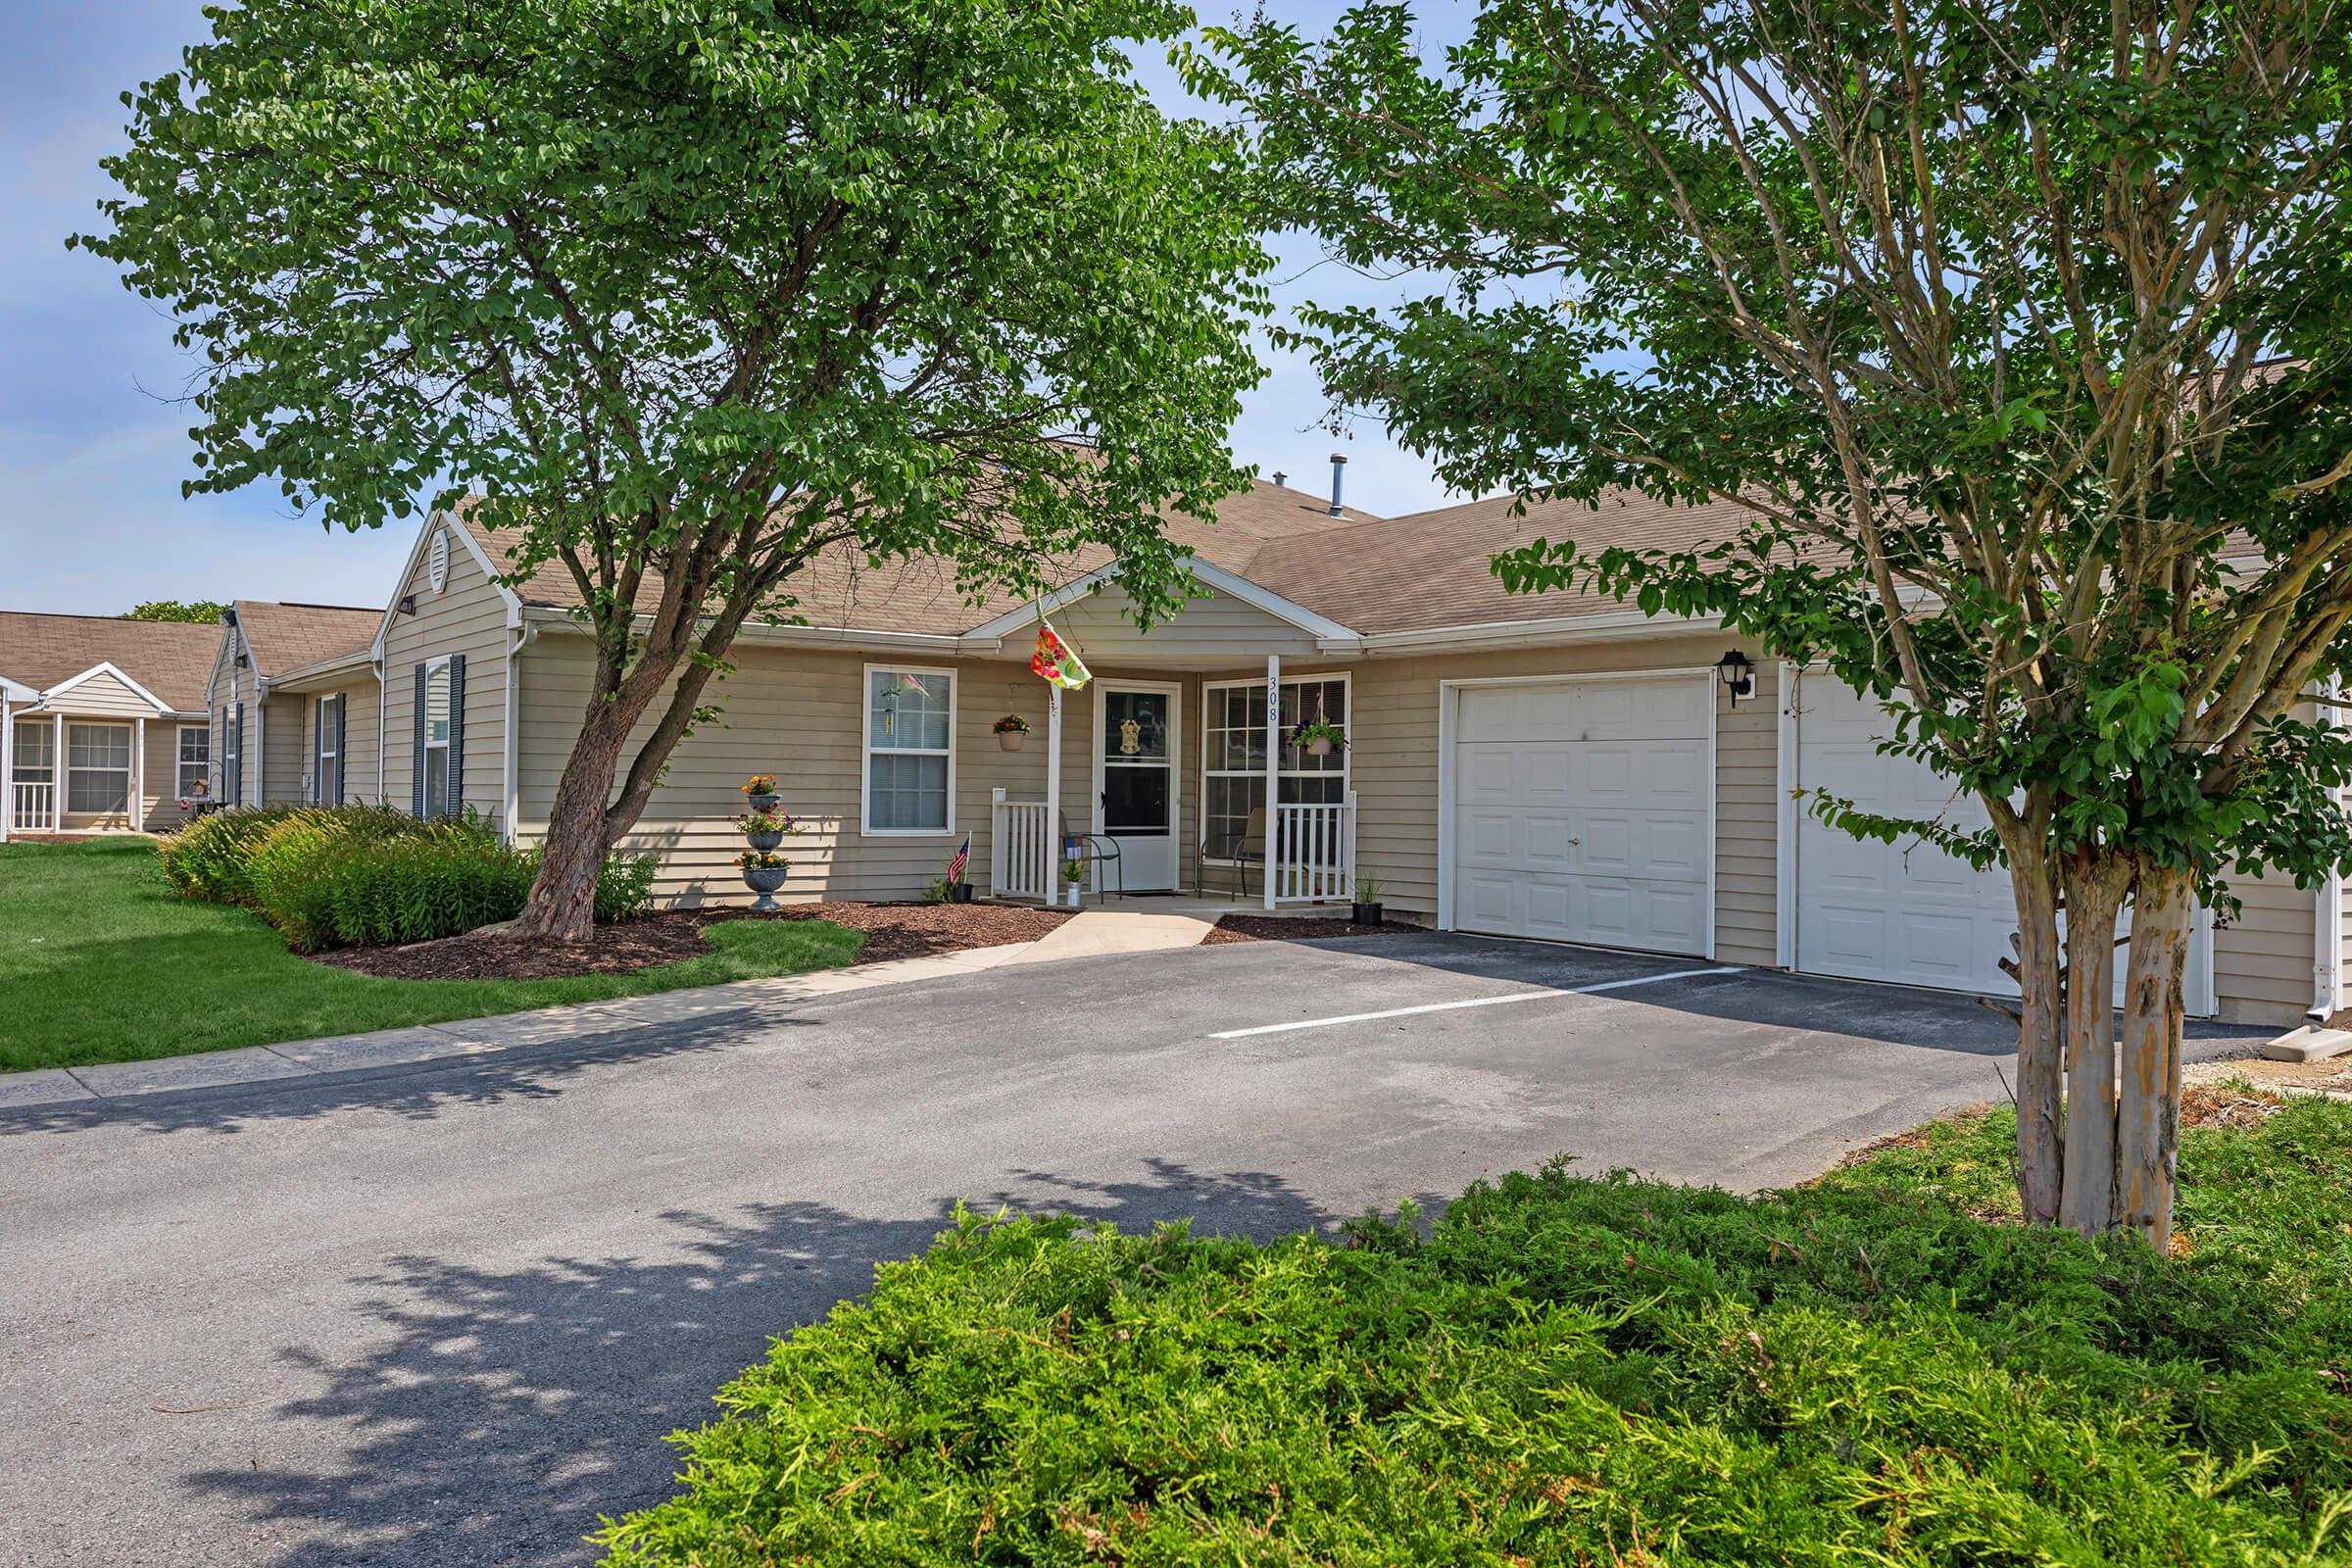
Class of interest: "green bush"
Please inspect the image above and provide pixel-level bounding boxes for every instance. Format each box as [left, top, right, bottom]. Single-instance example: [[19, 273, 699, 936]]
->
[[596, 1097, 2352, 1567], [160, 804, 662, 951]]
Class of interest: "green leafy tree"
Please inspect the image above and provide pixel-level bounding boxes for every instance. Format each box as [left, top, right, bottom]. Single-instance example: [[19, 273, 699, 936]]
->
[[1203, 0, 2352, 1243], [78, 0, 1268, 939], [122, 600, 226, 624]]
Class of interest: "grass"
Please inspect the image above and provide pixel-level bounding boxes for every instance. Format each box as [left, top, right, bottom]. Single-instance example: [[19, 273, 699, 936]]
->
[[598, 1093, 2352, 1566], [0, 836, 866, 1073]]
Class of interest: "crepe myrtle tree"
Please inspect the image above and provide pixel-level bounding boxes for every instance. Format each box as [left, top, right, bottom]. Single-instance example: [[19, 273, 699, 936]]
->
[[1201, 0, 2352, 1243], [76, 0, 1268, 942]]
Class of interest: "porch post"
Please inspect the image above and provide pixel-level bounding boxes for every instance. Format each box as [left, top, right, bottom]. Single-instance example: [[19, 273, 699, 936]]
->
[[132, 714, 146, 832], [1, 698, 13, 843], [1045, 683, 1063, 901], [1262, 653, 1280, 910], [54, 711, 65, 831]]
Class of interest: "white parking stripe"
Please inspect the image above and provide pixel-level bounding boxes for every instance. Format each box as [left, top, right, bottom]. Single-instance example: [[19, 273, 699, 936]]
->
[[1208, 965, 1744, 1040]]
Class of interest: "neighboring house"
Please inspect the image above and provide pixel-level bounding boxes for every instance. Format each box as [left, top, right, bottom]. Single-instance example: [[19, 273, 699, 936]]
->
[[334, 469, 2344, 1030], [202, 601, 382, 808], [0, 612, 219, 841]]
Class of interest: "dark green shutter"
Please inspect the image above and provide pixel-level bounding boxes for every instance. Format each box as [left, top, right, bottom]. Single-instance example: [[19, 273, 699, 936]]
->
[[333, 695, 347, 805], [445, 656, 466, 819], [412, 664, 427, 815]]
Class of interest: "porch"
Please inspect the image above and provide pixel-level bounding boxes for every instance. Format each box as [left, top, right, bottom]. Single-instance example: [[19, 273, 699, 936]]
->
[[3, 698, 205, 842]]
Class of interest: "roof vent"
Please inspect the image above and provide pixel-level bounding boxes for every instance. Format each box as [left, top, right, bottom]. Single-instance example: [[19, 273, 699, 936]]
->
[[1327, 453, 1348, 517], [1271, 469, 1288, 489]]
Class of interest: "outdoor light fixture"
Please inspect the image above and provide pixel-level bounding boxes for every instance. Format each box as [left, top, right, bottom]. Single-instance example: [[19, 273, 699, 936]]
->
[[1716, 649, 1755, 705], [398, 594, 417, 616]]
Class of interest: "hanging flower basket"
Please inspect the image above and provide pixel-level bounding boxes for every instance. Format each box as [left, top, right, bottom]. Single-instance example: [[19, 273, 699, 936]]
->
[[993, 713, 1030, 752], [1289, 719, 1347, 758]]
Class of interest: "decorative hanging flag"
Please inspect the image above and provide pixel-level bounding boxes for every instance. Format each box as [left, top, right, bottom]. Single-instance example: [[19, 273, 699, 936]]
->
[[945, 835, 970, 885], [1030, 620, 1091, 690]]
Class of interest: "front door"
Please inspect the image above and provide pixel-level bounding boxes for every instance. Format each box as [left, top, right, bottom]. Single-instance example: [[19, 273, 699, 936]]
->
[[1098, 684, 1177, 891]]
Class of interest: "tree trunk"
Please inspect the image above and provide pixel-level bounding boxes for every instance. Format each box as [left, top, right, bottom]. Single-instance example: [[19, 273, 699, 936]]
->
[[2117, 860, 2194, 1248], [2004, 843, 2067, 1226], [2057, 850, 2132, 1235], [511, 688, 649, 943]]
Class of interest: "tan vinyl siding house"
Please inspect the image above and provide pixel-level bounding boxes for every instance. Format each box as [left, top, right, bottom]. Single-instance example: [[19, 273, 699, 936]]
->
[[1, 612, 220, 838], [203, 601, 381, 809], [345, 482, 2332, 1031]]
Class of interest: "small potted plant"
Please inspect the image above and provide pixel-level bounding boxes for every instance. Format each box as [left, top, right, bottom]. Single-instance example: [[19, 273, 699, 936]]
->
[[1350, 875, 1384, 927], [993, 713, 1031, 752], [740, 774, 781, 812], [737, 806, 798, 851], [736, 849, 791, 908], [1289, 718, 1347, 758], [1060, 857, 1084, 907]]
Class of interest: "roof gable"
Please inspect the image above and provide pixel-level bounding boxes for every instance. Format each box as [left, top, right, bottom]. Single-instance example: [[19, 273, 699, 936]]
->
[[0, 612, 220, 712]]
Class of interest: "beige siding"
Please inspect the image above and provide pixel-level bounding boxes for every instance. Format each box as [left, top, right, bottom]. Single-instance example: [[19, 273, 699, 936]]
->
[[47, 669, 159, 718], [274, 678, 384, 806], [1044, 584, 1326, 661], [381, 520, 512, 826], [2211, 868, 2315, 1026], [1336, 632, 1779, 964], [260, 691, 304, 803]]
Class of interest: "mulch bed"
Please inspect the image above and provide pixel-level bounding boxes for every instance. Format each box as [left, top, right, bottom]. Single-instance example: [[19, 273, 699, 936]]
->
[[1201, 914, 1423, 946], [314, 901, 1075, 983]]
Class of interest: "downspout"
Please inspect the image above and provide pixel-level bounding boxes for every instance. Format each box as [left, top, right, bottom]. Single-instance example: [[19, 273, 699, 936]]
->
[[373, 650, 387, 804], [253, 678, 269, 805], [502, 618, 535, 846], [2316, 678, 2346, 1020]]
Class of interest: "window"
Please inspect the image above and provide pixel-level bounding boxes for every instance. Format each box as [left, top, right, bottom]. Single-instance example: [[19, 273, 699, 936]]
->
[[1201, 676, 1348, 860], [12, 720, 52, 784], [221, 706, 242, 802], [423, 661, 452, 818], [177, 724, 210, 799], [315, 695, 342, 805], [862, 666, 954, 833], [66, 722, 132, 814]]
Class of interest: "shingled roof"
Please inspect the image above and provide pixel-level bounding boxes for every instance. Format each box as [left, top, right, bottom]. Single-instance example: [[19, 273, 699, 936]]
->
[[231, 601, 379, 679], [0, 612, 220, 712]]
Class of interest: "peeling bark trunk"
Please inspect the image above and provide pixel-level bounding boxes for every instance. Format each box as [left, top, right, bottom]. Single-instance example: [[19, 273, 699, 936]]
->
[[2056, 850, 2132, 1235], [2118, 861, 2193, 1247], [2004, 841, 2067, 1226]]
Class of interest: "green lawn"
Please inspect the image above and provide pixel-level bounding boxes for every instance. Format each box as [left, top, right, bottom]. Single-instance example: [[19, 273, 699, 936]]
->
[[0, 836, 866, 1073]]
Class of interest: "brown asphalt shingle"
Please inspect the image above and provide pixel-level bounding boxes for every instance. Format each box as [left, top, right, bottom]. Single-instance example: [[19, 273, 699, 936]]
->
[[232, 601, 379, 679], [0, 612, 221, 712]]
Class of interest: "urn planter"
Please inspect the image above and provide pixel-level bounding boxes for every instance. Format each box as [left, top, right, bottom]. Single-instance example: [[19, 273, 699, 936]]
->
[[746, 792, 782, 813], [744, 863, 789, 910], [746, 829, 784, 852]]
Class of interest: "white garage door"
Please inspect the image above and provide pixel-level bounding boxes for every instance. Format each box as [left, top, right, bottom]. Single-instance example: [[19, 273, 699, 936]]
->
[[1449, 676, 1712, 955], [1791, 675, 2212, 1007], [1792, 679, 2017, 992]]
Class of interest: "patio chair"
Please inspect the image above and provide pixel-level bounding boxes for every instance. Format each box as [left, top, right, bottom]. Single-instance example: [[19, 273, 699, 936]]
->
[[1200, 807, 1265, 899], [1057, 812, 1123, 903]]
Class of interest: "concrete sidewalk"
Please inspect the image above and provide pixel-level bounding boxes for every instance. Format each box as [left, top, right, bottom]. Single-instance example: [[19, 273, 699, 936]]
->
[[0, 908, 1236, 1112]]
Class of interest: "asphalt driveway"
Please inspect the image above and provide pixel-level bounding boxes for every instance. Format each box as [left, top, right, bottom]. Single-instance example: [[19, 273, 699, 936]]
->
[[0, 931, 2266, 1567]]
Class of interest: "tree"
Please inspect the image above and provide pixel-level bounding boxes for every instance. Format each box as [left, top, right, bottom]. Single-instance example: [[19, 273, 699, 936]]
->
[[79, 0, 1268, 940], [122, 601, 227, 624], [1203, 0, 2352, 1243]]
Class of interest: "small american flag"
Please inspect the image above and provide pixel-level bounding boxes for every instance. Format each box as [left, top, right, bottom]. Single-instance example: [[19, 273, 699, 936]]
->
[[945, 835, 970, 884]]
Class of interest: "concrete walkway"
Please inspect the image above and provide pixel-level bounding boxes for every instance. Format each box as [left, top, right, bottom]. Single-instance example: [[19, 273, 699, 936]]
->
[[0, 908, 1234, 1112]]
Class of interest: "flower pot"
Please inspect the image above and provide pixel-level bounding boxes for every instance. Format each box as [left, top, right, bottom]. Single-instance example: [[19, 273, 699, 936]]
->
[[1063, 881, 1082, 908], [746, 792, 781, 813], [746, 829, 784, 852], [950, 881, 975, 904], [998, 730, 1026, 752], [1350, 901, 1384, 925], [743, 864, 789, 894], [1306, 736, 1333, 757]]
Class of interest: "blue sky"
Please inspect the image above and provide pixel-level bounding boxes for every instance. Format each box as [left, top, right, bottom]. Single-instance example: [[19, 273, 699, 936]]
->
[[0, 1, 1472, 616]]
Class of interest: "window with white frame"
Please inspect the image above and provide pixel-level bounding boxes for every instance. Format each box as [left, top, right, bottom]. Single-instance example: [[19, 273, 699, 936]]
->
[[66, 722, 132, 814], [12, 720, 53, 787], [1201, 676, 1348, 860], [423, 661, 452, 818], [177, 724, 210, 799], [863, 666, 954, 833], [315, 694, 343, 804], [221, 706, 241, 801]]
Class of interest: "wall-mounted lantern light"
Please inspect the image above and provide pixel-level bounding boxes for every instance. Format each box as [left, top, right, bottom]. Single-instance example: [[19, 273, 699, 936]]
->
[[1716, 649, 1755, 705]]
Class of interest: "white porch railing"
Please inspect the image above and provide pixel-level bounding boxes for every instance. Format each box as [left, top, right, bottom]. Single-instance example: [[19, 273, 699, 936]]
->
[[11, 781, 56, 833], [1271, 794, 1356, 904], [990, 790, 1054, 900]]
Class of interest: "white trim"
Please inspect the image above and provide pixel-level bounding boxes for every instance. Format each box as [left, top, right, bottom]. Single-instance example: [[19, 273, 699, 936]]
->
[[858, 662, 958, 837], [1197, 669, 1354, 873], [1364, 609, 1726, 657], [174, 721, 211, 802], [315, 693, 344, 804], [0, 697, 13, 842], [38, 661, 175, 715], [959, 555, 1362, 645], [1435, 665, 1720, 956], [1090, 677, 1184, 892], [60, 717, 136, 818], [1775, 662, 1799, 970], [0, 676, 36, 704], [271, 649, 376, 689], [422, 655, 454, 818], [252, 695, 267, 806], [503, 622, 534, 846]]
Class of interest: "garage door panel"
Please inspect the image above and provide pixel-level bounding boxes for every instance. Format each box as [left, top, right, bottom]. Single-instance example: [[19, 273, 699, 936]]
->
[[1449, 675, 1712, 957]]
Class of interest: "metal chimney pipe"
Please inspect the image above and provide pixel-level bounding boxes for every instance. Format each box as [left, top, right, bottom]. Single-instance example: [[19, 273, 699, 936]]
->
[[1327, 453, 1348, 516], [1271, 469, 1288, 489]]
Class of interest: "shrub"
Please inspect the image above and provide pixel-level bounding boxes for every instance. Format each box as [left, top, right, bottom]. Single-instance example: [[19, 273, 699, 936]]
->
[[595, 1097, 2352, 1567], [156, 805, 306, 904]]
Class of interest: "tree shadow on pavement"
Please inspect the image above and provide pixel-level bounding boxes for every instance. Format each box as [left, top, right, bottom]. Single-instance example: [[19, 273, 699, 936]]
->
[[181, 1159, 1334, 1568]]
